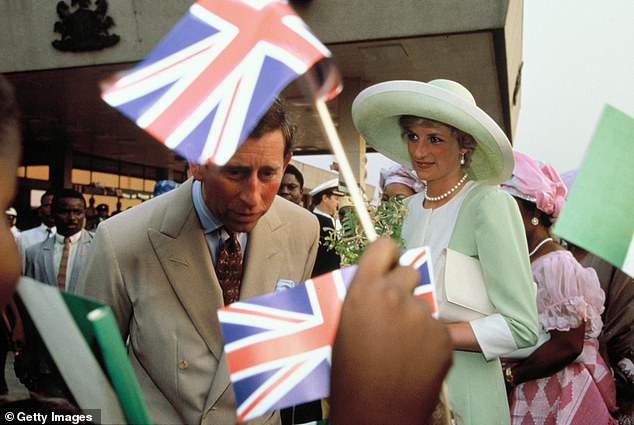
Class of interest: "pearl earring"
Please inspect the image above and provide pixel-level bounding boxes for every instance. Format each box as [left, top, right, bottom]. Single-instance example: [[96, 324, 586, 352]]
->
[[531, 217, 539, 226], [460, 152, 465, 165]]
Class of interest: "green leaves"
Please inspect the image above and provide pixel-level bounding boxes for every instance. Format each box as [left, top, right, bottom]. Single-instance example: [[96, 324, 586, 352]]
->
[[324, 197, 407, 266]]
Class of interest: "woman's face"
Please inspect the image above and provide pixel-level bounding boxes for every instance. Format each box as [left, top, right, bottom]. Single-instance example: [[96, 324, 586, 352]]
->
[[404, 121, 465, 185], [278, 172, 303, 205], [381, 182, 415, 201]]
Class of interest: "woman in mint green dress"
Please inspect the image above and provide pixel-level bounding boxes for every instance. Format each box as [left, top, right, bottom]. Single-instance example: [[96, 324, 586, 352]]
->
[[352, 79, 539, 425]]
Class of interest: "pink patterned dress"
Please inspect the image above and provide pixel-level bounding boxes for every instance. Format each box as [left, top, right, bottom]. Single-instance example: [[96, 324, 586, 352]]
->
[[507, 250, 617, 425]]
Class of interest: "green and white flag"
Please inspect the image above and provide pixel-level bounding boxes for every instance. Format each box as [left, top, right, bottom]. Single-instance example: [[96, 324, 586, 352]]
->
[[554, 105, 634, 278], [16, 277, 152, 424]]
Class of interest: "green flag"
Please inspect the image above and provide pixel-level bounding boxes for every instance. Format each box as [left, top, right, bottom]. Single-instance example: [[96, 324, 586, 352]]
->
[[553, 105, 634, 277], [16, 277, 152, 424]]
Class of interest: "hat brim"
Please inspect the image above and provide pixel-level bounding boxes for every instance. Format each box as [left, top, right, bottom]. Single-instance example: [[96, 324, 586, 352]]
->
[[352, 80, 514, 184]]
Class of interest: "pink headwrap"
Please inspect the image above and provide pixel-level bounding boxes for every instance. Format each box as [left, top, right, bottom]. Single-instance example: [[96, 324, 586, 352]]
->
[[379, 164, 425, 193], [500, 151, 567, 218]]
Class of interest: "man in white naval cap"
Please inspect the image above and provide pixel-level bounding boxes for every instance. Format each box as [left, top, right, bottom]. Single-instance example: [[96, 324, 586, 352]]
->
[[309, 178, 344, 277]]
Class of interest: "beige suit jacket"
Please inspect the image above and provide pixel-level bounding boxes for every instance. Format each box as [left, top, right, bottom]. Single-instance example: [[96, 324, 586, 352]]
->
[[77, 178, 320, 425]]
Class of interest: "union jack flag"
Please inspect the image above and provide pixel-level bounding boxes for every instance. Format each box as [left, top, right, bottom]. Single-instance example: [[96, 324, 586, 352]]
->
[[217, 246, 435, 422], [101, 0, 340, 165]]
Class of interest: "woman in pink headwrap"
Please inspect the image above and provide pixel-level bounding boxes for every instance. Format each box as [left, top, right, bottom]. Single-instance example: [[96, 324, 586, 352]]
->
[[379, 164, 425, 200], [500, 151, 617, 425]]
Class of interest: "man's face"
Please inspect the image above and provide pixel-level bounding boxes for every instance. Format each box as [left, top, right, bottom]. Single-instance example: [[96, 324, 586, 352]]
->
[[39, 194, 54, 228], [321, 194, 340, 216], [54, 197, 86, 237], [278, 172, 303, 205], [190, 129, 290, 233], [97, 206, 109, 219]]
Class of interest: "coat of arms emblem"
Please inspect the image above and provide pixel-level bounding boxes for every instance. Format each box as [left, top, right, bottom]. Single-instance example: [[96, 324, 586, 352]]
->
[[52, 0, 120, 52]]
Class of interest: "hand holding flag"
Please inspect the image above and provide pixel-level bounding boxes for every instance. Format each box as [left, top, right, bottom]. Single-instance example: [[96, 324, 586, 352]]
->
[[217, 243, 437, 422], [329, 239, 452, 425]]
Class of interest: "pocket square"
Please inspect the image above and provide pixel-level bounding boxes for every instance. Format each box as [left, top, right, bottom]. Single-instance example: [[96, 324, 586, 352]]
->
[[275, 279, 295, 291]]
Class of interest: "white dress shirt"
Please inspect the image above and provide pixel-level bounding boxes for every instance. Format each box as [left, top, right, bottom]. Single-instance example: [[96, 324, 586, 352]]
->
[[191, 180, 247, 265]]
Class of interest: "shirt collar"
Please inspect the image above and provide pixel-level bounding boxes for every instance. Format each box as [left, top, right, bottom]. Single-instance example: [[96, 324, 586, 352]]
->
[[55, 230, 82, 244], [313, 206, 333, 219], [40, 223, 55, 233], [192, 180, 224, 234]]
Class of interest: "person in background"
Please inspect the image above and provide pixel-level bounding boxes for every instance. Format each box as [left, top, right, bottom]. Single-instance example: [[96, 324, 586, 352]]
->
[[5, 208, 18, 238], [309, 178, 343, 278], [95, 203, 109, 225], [336, 196, 353, 225], [353, 79, 539, 425], [110, 199, 123, 217], [278, 163, 304, 206], [16, 190, 56, 272], [24, 189, 92, 293], [84, 196, 98, 231], [379, 163, 424, 200], [500, 151, 617, 425]]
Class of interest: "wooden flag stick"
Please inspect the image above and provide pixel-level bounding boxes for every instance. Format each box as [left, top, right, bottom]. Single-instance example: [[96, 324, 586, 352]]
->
[[313, 98, 377, 242]]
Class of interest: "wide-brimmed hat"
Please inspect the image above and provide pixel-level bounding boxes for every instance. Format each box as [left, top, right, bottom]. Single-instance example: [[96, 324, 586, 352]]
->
[[352, 79, 514, 184]]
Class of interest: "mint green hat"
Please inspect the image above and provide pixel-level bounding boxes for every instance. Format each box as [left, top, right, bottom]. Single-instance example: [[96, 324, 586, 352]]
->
[[352, 79, 514, 184]]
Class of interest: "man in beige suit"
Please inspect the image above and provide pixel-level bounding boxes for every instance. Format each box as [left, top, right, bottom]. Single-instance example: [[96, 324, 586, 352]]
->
[[77, 100, 320, 425]]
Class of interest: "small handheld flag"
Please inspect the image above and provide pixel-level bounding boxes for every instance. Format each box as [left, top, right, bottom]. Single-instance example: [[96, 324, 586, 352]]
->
[[101, 0, 340, 165], [217, 246, 435, 422]]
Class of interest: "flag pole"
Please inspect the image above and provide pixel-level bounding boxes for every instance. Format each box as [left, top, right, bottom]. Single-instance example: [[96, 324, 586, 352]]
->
[[312, 98, 378, 242]]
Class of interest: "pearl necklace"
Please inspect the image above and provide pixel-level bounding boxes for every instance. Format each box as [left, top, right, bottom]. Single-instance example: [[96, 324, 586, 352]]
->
[[424, 174, 469, 202], [528, 237, 552, 256]]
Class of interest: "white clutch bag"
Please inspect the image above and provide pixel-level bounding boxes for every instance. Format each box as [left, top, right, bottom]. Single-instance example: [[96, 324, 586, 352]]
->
[[435, 248, 495, 322]]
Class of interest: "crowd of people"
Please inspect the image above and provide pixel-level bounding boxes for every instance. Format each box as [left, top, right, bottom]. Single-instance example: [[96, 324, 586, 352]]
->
[[1, 69, 632, 425]]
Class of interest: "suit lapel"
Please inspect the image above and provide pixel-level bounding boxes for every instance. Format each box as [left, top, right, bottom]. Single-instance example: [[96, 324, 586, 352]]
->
[[147, 181, 226, 361], [68, 230, 92, 293], [240, 204, 283, 299], [41, 237, 57, 286]]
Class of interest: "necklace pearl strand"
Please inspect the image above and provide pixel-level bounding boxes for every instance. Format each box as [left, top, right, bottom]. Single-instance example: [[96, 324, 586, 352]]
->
[[423, 174, 469, 202], [528, 237, 553, 257]]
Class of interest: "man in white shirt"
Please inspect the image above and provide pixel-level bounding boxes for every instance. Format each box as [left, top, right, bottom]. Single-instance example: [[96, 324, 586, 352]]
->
[[16, 190, 56, 272], [17, 189, 92, 399], [24, 189, 92, 293]]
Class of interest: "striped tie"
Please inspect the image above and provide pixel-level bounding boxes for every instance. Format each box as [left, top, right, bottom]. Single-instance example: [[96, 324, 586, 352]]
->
[[216, 231, 243, 305], [57, 237, 71, 290]]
